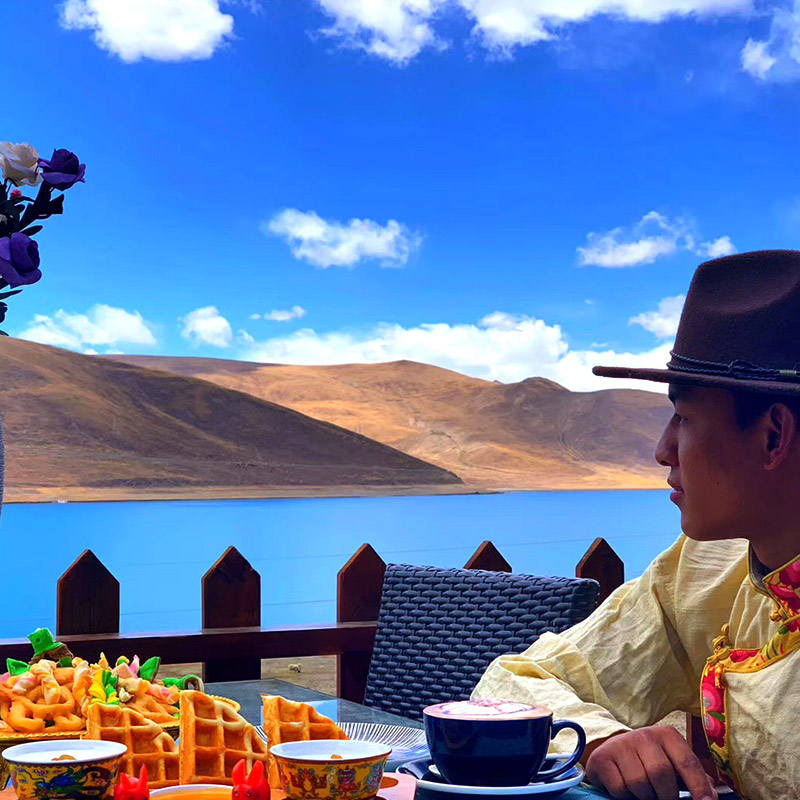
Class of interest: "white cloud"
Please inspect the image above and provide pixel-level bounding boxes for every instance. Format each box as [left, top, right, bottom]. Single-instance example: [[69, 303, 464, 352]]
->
[[314, 0, 749, 62], [458, 0, 749, 54], [578, 211, 686, 267], [478, 311, 530, 330], [739, 2, 800, 82], [578, 212, 736, 267], [696, 235, 737, 258], [59, 0, 234, 62], [265, 209, 420, 269], [315, 0, 446, 63], [251, 305, 308, 322], [19, 305, 157, 352], [238, 309, 675, 393], [741, 37, 778, 79], [630, 294, 685, 338], [180, 306, 233, 348]]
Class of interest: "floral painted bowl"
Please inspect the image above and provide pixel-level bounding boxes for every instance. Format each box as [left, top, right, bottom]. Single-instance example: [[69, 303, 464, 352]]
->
[[271, 739, 392, 800], [3, 739, 127, 800]]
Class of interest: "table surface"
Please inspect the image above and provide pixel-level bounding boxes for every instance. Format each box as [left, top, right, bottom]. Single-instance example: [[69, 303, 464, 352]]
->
[[0, 679, 726, 800], [206, 679, 609, 798]]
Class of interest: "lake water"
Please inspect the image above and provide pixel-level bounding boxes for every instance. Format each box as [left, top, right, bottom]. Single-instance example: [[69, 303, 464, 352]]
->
[[0, 490, 682, 640]]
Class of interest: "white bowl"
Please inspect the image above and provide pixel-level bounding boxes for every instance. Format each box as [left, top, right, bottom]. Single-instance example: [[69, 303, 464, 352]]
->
[[270, 740, 392, 761], [3, 739, 127, 764]]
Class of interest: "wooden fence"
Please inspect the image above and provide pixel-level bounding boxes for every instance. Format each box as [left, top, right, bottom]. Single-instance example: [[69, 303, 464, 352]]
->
[[0, 538, 713, 771], [0, 537, 624, 695]]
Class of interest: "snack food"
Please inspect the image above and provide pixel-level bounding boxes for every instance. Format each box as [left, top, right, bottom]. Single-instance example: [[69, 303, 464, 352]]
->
[[0, 628, 204, 737], [87, 704, 180, 790], [179, 691, 269, 787], [260, 695, 348, 788]]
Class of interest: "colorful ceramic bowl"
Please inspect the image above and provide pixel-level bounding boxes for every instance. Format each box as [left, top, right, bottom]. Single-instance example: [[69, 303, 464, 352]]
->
[[3, 739, 127, 800], [270, 739, 392, 800]]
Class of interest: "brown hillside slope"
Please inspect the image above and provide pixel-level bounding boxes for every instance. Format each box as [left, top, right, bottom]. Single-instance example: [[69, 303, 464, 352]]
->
[[0, 340, 460, 502], [112, 356, 672, 490]]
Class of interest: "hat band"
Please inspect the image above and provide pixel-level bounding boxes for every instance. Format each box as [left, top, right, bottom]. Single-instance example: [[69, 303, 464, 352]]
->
[[668, 351, 800, 383]]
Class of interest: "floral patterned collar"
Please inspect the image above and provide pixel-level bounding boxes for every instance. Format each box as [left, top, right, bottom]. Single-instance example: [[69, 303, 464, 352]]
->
[[750, 545, 800, 620]]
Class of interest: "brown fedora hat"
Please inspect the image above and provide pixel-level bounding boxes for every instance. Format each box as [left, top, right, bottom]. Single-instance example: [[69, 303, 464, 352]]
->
[[593, 249, 800, 395]]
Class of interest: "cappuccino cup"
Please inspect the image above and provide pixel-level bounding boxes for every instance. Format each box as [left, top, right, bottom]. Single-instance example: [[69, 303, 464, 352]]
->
[[422, 699, 586, 787]]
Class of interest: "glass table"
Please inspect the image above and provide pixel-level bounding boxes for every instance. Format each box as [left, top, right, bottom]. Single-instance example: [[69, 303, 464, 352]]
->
[[207, 679, 423, 734], [206, 680, 616, 798]]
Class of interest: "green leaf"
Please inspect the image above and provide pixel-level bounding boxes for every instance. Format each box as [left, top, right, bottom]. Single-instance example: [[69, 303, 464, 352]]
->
[[0, 290, 22, 300], [139, 656, 161, 681], [6, 658, 29, 676], [20, 225, 43, 236], [708, 711, 725, 722]]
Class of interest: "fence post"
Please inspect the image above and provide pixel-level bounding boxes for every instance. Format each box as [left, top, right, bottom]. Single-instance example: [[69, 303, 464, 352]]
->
[[202, 546, 261, 682], [576, 538, 624, 605], [337, 544, 385, 703], [57, 550, 120, 636], [464, 541, 512, 572]]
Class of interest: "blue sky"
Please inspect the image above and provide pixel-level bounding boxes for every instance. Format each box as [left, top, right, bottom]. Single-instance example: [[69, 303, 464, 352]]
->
[[4, 0, 800, 391]]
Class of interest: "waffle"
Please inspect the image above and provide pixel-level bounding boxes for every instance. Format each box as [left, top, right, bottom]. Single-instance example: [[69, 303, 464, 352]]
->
[[261, 694, 348, 787], [86, 703, 179, 789], [179, 690, 269, 786]]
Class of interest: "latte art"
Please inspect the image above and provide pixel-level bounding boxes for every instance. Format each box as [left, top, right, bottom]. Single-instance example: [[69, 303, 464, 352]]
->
[[424, 698, 551, 720]]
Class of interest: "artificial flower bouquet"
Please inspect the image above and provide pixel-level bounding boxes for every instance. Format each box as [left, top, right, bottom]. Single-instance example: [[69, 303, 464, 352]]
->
[[0, 142, 85, 333]]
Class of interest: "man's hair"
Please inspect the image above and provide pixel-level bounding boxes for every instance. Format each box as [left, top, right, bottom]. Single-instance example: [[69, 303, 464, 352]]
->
[[732, 390, 800, 429]]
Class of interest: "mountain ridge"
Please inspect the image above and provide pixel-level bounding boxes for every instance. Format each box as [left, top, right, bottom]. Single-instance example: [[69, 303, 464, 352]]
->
[[111, 354, 673, 490], [0, 339, 461, 502]]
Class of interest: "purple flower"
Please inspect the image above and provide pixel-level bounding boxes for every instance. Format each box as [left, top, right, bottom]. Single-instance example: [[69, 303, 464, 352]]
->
[[38, 149, 85, 191], [0, 233, 41, 287]]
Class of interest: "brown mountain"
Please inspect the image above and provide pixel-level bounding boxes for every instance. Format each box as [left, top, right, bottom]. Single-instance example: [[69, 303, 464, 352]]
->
[[0, 339, 461, 502], [112, 356, 673, 490]]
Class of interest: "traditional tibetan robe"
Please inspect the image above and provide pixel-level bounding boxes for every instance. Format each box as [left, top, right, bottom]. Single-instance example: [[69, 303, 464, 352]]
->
[[472, 535, 800, 800]]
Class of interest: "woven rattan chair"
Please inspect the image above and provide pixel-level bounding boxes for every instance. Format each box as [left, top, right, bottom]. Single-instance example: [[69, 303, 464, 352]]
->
[[363, 563, 600, 720]]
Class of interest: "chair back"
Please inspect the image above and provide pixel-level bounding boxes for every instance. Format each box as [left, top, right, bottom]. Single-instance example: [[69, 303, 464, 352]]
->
[[363, 563, 599, 720]]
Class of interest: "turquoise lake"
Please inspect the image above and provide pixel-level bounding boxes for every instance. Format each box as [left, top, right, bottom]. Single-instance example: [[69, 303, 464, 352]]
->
[[0, 490, 681, 640]]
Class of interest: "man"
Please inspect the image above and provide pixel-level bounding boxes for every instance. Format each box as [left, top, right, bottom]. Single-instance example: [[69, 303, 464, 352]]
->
[[473, 250, 800, 800]]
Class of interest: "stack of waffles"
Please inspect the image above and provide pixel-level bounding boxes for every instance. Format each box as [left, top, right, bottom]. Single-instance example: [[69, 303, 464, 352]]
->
[[86, 691, 270, 788]]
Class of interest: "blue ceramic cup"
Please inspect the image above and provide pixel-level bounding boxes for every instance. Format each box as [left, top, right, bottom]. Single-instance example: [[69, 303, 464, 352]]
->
[[423, 699, 586, 787]]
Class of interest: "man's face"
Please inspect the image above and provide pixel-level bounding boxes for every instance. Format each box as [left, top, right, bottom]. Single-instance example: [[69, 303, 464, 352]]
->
[[655, 384, 763, 541]]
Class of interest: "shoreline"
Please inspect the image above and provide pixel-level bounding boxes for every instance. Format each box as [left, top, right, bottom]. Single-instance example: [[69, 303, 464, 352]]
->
[[1, 483, 494, 505], [2, 480, 667, 504]]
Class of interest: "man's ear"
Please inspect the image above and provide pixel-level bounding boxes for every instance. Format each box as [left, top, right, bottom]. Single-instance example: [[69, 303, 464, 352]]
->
[[763, 403, 798, 469]]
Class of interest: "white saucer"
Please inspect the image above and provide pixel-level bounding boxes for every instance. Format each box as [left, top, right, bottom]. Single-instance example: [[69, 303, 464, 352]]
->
[[400, 759, 584, 796]]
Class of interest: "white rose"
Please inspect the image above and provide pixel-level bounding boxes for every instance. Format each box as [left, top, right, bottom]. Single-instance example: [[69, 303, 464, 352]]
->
[[0, 142, 41, 187]]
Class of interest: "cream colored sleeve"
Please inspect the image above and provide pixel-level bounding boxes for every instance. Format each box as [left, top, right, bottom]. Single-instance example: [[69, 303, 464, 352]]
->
[[472, 536, 747, 748]]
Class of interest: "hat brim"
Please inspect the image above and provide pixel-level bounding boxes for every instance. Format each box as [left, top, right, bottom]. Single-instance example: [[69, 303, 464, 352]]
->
[[592, 365, 800, 396]]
